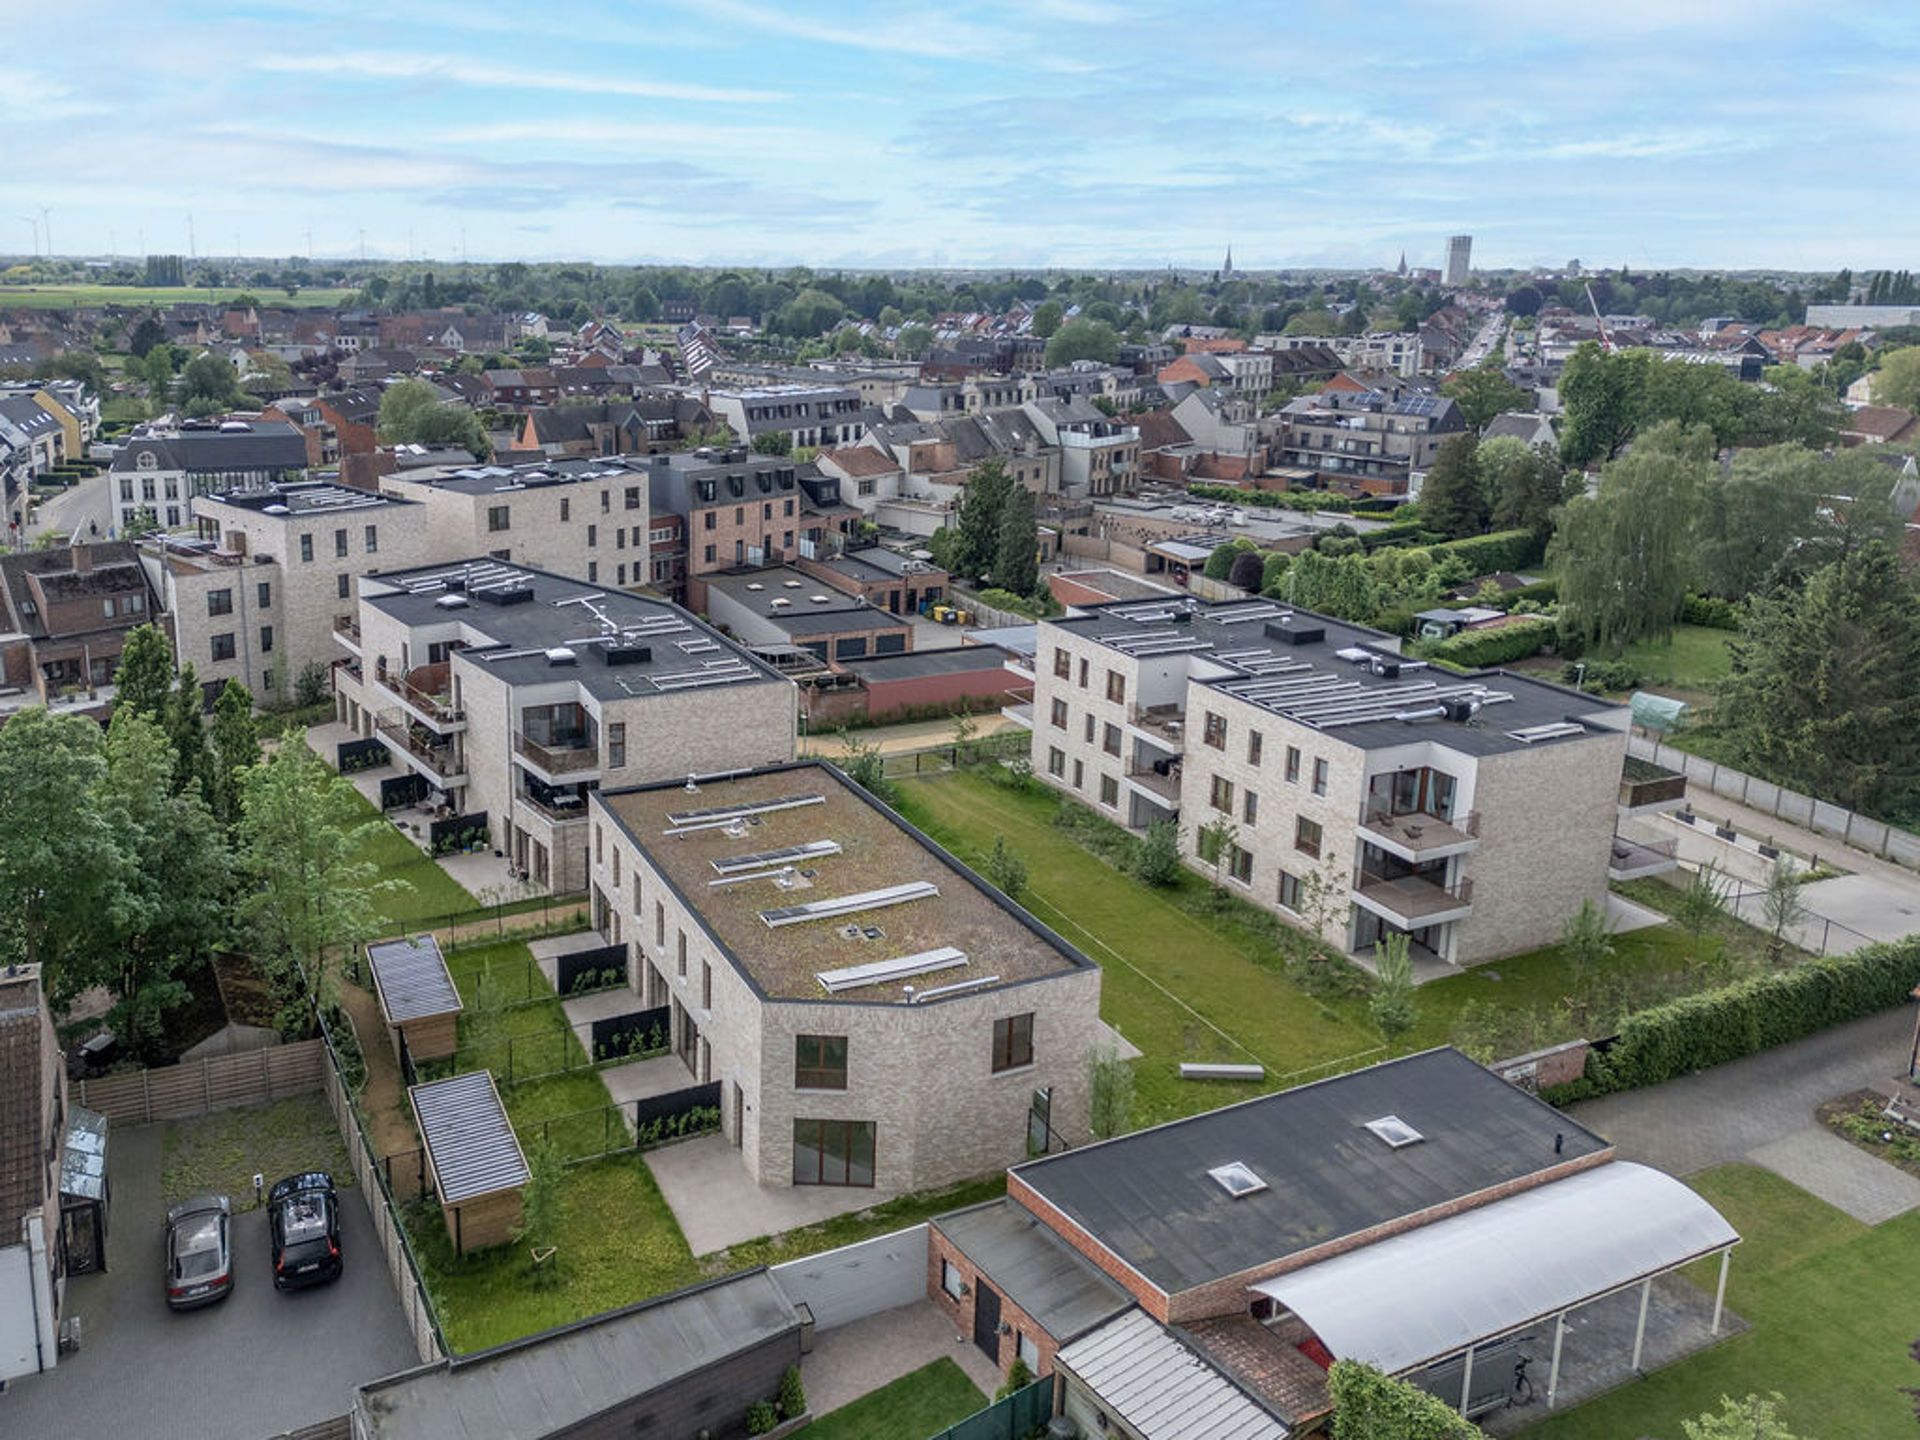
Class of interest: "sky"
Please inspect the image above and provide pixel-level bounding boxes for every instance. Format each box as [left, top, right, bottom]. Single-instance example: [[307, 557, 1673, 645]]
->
[[2, 0, 1914, 272]]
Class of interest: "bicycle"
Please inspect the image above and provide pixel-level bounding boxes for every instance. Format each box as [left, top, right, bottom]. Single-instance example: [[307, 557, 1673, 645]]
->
[[1507, 1354, 1536, 1408]]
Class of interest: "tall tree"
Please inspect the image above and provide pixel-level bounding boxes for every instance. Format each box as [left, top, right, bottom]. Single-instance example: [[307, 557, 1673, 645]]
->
[[177, 352, 245, 416], [952, 459, 1012, 580], [1480, 437, 1567, 536], [209, 679, 261, 828], [1418, 433, 1487, 539], [1715, 540, 1920, 817], [1871, 347, 1920, 412], [993, 481, 1039, 595], [167, 662, 212, 801], [1043, 318, 1119, 367], [1029, 300, 1064, 339], [377, 378, 491, 459], [1284, 550, 1379, 622], [1440, 360, 1529, 432], [1559, 342, 1645, 466], [114, 622, 175, 721], [1227, 548, 1266, 593], [1693, 445, 1826, 598], [1551, 422, 1707, 649]]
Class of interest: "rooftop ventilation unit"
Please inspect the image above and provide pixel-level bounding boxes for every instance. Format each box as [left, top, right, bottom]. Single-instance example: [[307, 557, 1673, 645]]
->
[[1265, 619, 1326, 647], [544, 646, 577, 666], [603, 644, 652, 667], [666, 793, 825, 831], [1442, 697, 1480, 722], [1207, 1162, 1268, 1198], [1364, 1115, 1425, 1148], [746, 582, 764, 591], [1507, 721, 1588, 743], [474, 583, 534, 607], [761, 880, 938, 928], [783, 580, 803, 589], [810, 594, 832, 604], [434, 594, 470, 610], [814, 945, 967, 994]]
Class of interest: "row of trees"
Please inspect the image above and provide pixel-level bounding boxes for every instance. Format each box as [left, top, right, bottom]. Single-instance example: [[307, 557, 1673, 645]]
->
[[377, 377, 493, 458], [1419, 435, 1570, 541]]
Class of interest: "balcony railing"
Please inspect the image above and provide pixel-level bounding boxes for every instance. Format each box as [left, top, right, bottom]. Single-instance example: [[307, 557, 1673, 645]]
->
[[1123, 762, 1182, 805], [379, 668, 463, 724], [517, 788, 592, 822], [1354, 871, 1474, 922], [515, 732, 600, 776], [1359, 806, 1480, 855], [334, 613, 361, 642], [375, 716, 463, 780], [1127, 703, 1187, 746]]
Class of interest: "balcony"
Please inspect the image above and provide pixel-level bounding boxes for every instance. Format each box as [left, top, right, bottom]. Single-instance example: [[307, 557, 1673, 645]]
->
[[1353, 871, 1474, 926], [1357, 806, 1480, 862], [332, 655, 362, 686], [514, 732, 601, 779], [1609, 833, 1680, 881], [375, 716, 467, 786], [1127, 703, 1187, 750], [378, 663, 465, 731], [1001, 701, 1034, 729], [333, 613, 361, 652], [1619, 758, 1687, 816], [1123, 761, 1182, 807], [514, 788, 592, 824]]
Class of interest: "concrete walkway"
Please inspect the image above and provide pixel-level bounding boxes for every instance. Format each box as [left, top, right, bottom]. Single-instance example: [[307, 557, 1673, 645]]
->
[[801, 712, 1023, 759], [1571, 1006, 1920, 1224], [802, 1301, 1000, 1418]]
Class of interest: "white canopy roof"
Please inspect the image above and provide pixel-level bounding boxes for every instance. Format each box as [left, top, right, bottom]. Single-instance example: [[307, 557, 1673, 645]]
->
[[1249, 1161, 1737, 1376]]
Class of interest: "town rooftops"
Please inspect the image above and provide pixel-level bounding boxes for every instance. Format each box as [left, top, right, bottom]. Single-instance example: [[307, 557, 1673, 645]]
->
[[359, 560, 786, 702], [387, 451, 657, 496], [596, 761, 1093, 1003], [201, 479, 412, 516], [1049, 596, 1619, 755], [1011, 1047, 1610, 1296], [109, 418, 310, 474], [0, 966, 50, 1236]]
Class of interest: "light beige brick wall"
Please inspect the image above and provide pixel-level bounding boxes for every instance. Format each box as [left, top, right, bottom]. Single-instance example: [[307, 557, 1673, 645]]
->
[[382, 478, 643, 585]]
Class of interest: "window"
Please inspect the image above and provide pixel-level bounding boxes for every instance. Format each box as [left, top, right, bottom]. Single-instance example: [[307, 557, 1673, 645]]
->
[[256, 581, 271, 608], [794, 1034, 848, 1090], [1083, 714, 1095, 743], [704, 511, 716, 531], [601, 489, 611, 512], [1049, 697, 1067, 730], [677, 930, 687, 976], [1102, 722, 1121, 757], [1047, 746, 1065, 778], [1278, 869, 1304, 912], [1099, 773, 1119, 807], [487, 505, 510, 532], [587, 524, 597, 547], [654, 901, 664, 948], [703, 544, 716, 563], [1072, 759, 1084, 790], [1243, 791, 1259, 825], [625, 485, 641, 510], [1248, 730, 1263, 766], [1106, 670, 1125, 704], [210, 633, 236, 662], [616, 529, 626, 550], [992, 1013, 1034, 1072], [792, 1118, 875, 1187], [1053, 648, 1071, 679], [702, 962, 711, 1010], [560, 497, 570, 522], [1077, 658, 1088, 688], [1227, 843, 1253, 886], [1203, 712, 1227, 749], [207, 588, 233, 617], [126, 592, 144, 614], [299, 533, 313, 563], [1017, 1331, 1041, 1372], [941, 1259, 966, 1301], [588, 562, 598, 582], [608, 722, 626, 769], [594, 823, 603, 863], [1295, 816, 1323, 859], [337, 574, 351, 600], [364, 524, 378, 554], [1285, 745, 1301, 783], [334, 528, 348, 558], [1312, 757, 1330, 797], [259, 625, 274, 654], [1210, 775, 1234, 813]]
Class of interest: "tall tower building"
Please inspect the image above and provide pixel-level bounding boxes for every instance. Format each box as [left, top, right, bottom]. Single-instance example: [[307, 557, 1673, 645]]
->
[[1445, 234, 1472, 286]]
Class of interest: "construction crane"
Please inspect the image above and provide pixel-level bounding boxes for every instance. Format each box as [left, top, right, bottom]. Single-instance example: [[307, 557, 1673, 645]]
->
[[1585, 281, 1612, 352]]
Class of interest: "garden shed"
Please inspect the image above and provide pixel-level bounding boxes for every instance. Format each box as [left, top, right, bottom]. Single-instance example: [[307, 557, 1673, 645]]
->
[[366, 935, 462, 1065], [409, 1070, 528, 1255]]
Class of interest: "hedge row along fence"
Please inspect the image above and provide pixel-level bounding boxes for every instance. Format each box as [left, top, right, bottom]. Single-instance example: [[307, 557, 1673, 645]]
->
[[1422, 615, 1557, 668], [1544, 937, 1920, 1103]]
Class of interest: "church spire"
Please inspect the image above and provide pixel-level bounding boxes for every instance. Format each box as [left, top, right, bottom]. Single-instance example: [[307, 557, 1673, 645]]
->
[[1222, 245, 1234, 277], [1396, 250, 1408, 276]]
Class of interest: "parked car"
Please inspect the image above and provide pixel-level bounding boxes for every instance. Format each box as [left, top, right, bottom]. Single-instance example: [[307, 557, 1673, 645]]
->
[[268, 1172, 343, 1290], [165, 1194, 233, 1310]]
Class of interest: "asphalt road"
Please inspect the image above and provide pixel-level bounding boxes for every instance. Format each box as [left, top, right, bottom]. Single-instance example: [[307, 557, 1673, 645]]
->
[[0, 1121, 414, 1440]]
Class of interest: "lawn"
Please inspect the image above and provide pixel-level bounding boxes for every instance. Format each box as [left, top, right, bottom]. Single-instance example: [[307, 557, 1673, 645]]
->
[[340, 791, 481, 929], [1534, 1165, 1920, 1439], [797, 1358, 986, 1440], [0, 283, 360, 309], [1605, 624, 1736, 703], [160, 1094, 351, 1210]]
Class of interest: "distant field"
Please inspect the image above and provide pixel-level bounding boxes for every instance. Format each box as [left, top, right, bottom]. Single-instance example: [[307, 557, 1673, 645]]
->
[[0, 284, 359, 309]]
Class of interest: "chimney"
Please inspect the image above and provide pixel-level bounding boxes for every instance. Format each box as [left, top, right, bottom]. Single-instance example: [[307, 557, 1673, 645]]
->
[[70, 542, 93, 573]]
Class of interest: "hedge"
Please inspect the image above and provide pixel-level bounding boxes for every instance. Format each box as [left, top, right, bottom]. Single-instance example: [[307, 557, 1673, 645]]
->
[[1328, 1361, 1477, 1440], [1422, 527, 1546, 575], [1422, 615, 1556, 668], [1553, 937, 1920, 1101], [1359, 521, 1440, 553], [1188, 481, 1353, 514], [1680, 593, 1743, 630]]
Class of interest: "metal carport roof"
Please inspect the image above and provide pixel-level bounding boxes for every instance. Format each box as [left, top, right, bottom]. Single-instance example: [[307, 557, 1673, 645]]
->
[[410, 1070, 529, 1204], [1249, 1161, 1738, 1376], [1056, 1309, 1290, 1440], [366, 935, 462, 1024]]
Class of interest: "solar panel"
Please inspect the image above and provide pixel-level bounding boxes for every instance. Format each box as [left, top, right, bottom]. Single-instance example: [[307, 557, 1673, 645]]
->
[[666, 793, 825, 830], [761, 881, 939, 928], [815, 945, 968, 994], [1506, 721, 1587, 743], [911, 974, 1003, 1003], [710, 839, 842, 875]]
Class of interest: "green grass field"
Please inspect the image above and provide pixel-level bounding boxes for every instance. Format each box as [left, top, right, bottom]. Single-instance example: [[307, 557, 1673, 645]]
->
[[1606, 624, 1736, 702], [0, 284, 359, 309], [1535, 1165, 1920, 1439], [797, 1359, 986, 1439], [343, 795, 482, 928]]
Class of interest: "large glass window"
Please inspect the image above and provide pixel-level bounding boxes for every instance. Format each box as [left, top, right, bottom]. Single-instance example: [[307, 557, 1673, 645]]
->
[[794, 1034, 848, 1090], [992, 1013, 1034, 1072], [792, 1118, 875, 1187]]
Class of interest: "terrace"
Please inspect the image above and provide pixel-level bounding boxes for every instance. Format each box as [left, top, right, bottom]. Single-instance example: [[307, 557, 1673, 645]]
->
[[378, 659, 465, 729]]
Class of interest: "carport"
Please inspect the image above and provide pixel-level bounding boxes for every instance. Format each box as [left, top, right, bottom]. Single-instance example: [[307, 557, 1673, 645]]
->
[[409, 1071, 528, 1255], [366, 936, 463, 1066], [1249, 1161, 1739, 1418]]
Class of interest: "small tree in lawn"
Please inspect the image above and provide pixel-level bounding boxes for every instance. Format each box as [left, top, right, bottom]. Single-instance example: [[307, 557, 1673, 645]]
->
[[1680, 1392, 1800, 1440], [1761, 856, 1808, 965], [1369, 930, 1418, 1045], [1559, 897, 1614, 1009], [1129, 819, 1182, 887], [516, 1140, 566, 1287], [836, 729, 895, 806], [1674, 860, 1727, 968], [1086, 1044, 1134, 1140], [984, 836, 1027, 900], [1296, 849, 1351, 942], [950, 710, 978, 764], [1195, 816, 1238, 908]]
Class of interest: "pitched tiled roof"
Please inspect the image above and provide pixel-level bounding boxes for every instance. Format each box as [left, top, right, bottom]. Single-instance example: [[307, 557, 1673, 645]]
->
[[1133, 408, 1193, 452], [818, 445, 899, 477], [1844, 405, 1919, 443], [0, 990, 47, 1234]]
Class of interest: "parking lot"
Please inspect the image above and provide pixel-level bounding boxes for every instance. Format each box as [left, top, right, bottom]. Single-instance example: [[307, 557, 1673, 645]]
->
[[0, 1117, 414, 1440]]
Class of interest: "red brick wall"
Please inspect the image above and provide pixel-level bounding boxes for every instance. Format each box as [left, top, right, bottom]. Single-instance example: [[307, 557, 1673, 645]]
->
[[925, 1219, 1069, 1379], [863, 666, 1018, 721]]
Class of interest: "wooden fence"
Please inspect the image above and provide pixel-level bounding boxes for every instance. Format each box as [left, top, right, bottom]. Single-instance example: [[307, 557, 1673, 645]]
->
[[75, 1039, 326, 1125]]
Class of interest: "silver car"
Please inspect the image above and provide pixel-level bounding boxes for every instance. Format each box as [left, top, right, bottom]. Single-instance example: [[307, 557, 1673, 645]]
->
[[164, 1194, 233, 1310]]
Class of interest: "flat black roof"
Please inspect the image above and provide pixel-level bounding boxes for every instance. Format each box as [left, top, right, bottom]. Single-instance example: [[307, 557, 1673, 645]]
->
[[935, 1199, 1133, 1342], [1012, 1048, 1610, 1296], [842, 647, 1014, 682]]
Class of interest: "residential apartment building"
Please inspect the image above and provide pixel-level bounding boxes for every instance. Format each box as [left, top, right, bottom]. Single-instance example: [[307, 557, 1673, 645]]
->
[[377, 453, 653, 589], [1024, 398, 1139, 499], [1446, 233, 1473, 286], [643, 448, 831, 609], [0, 542, 159, 721], [0, 379, 98, 457], [585, 760, 1103, 1193], [332, 560, 797, 892], [0, 398, 63, 533], [0, 964, 69, 1385], [1027, 596, 1625, 966], [1268, 331, 1425, 378], [108, 417, 310, 532], [140, 481, 431, 702], [1275, 378, 1466, 496], [703, 383, 864, 451]]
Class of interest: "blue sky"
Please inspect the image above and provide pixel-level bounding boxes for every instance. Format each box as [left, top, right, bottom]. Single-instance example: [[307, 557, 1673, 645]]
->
[[2, 0, 1913, 271]]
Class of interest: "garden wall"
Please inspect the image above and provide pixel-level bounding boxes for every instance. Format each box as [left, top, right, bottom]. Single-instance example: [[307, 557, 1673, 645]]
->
[[770, 1224, 929, 1332], [75, 1038, 325, 1125]]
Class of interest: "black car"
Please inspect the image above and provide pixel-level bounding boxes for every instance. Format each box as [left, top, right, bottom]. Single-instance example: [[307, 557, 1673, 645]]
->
[[268, 1171, 343, 1290], [165, 1193, 234, 1310]]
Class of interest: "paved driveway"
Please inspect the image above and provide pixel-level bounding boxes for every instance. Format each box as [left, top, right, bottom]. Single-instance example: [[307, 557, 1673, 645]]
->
[[1571, 1006, 1920, 1223], [0, 1122, 414, 1440]]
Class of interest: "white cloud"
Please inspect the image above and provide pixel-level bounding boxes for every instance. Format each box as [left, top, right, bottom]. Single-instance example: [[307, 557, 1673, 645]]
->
[[252, 51, 778, 104]]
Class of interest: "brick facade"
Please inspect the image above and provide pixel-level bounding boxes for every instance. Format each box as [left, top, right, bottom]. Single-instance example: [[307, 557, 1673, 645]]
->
[[926, 1219, 1068, 1380]]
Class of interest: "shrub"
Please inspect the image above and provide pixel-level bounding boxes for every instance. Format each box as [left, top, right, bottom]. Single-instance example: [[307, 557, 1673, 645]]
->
[[984, 836, 1028, 899], [1421, 527, 1544, 576], [1423, 615, 1556, 668], [745, 1399, 777, 1435], [1563, 658, 1641, 693], [1128, 819, 1182, 887], [776, 1364, 806, 1421], [1681, 593, 1743, 630], [1329, 1360, 1478, 1439], [997, 1357, 1035, 1401], [1578, 936, 1920, 1096], [1189, 481, 1352, 513]]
